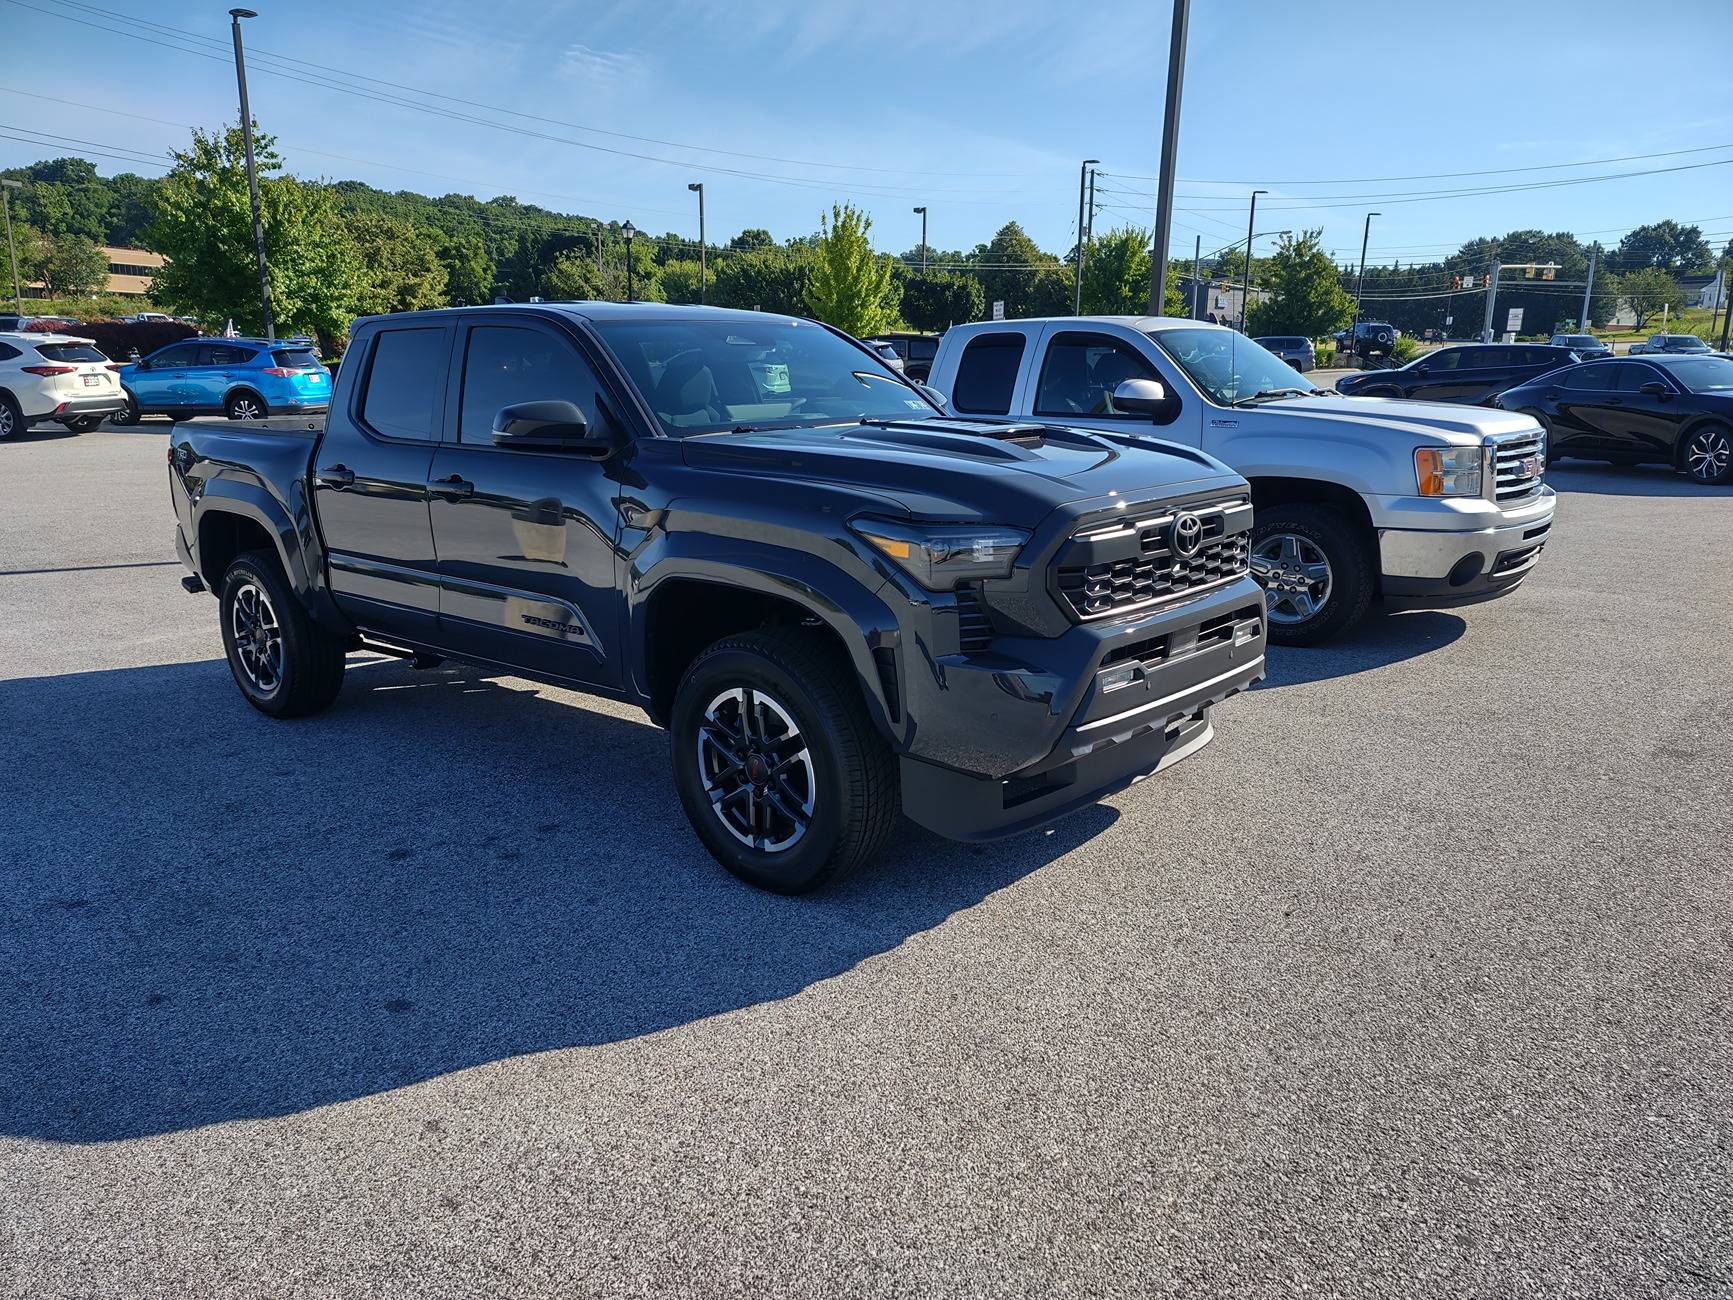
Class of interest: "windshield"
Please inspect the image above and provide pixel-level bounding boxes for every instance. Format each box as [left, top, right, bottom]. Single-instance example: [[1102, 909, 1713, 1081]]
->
[[1661, 357, 1733, 391], [592, 317, 935, 435], [1147, 327, 1316, 405]]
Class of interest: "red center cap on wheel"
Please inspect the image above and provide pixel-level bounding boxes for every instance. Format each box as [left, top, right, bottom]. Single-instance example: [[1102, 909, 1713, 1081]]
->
[[746, 754, 767, 783]]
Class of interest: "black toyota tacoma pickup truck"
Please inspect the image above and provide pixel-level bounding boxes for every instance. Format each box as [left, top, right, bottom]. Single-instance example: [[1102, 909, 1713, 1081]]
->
[[169, 304, 1266, 892]]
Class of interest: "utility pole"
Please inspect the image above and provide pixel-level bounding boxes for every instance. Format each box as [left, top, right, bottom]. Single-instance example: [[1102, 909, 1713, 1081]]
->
[[913, 206, 927, 272], [622, 221, 636, 302], [687, 183, 705, 304], [1147, 0, 1190, 314], [0, 178, 21, 312], [1721, 265, 1732, 351], [1074, 158, 1098, 315], [228, 9, 274, 340], [1580, 244, 1597, 330], [1239, 189, 1266, 332], [1190, 233, 1201, 320], [1480, 256, 1500, 342], [1352, 211, 1380, 342], [1085, 167, 1097, 245]]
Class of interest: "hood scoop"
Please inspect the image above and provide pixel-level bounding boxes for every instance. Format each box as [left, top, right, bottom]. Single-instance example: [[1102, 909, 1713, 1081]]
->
[[849, 418, 1091, 460]]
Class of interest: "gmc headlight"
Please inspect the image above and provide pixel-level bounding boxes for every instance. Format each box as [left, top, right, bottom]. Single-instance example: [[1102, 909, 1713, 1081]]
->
[[1415, 446, 1483, 497], [851, 517, 1029, 589]]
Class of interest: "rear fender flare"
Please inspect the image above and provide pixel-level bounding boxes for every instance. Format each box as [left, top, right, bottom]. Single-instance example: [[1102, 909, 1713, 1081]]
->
[[196, 480, 347, 632]]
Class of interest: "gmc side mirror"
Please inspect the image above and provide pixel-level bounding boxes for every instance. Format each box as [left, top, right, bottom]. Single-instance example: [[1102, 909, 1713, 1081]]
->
[[1111, 377, 1171, 419], [492, 400, 613, 456]]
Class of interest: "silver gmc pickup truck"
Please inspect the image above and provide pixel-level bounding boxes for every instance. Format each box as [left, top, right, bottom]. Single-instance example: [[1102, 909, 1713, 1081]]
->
[[927, 317, 1556, 644]]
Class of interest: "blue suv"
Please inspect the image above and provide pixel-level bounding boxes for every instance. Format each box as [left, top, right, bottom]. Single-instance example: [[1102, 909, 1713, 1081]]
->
[[113, 337, 331, 423]]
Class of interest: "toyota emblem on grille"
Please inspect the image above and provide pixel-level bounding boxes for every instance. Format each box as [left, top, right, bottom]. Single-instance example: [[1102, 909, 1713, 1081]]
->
[[1169, 511, 1205, 558]]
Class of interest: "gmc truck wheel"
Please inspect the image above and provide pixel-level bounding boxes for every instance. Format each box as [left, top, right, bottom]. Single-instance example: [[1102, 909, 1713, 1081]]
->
[[1249, 505, 1373, 646], [218, 551, 348, 718], [671, 627, 898, 894]]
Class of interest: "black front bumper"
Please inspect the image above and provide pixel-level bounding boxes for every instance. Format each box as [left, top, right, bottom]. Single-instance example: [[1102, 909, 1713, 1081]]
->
[[898, 580, 1267, 841]]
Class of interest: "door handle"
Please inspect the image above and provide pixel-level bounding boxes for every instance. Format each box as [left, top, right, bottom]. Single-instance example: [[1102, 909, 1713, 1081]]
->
[[316, 464, 355, 488], [428, 474, 474, 501]]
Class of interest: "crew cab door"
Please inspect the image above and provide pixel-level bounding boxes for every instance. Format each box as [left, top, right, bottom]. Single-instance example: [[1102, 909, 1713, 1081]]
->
[[424, 316, 624, 687], [1025, 323, 1202, 447], [312, 321, 449, 643]]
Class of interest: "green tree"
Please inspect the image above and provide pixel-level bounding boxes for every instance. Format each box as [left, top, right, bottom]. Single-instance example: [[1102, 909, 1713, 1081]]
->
[[1244, 230, 1355, 339], [969, 221, 1066, 319], [899, 272, 983, 331], [712, 246, 810, 315], [1613, 220, 1713, 275], [146, 125, 360, 345], [34, 233, 108, 296], [347, 213, 448, 314], [542, 248, 604, 300], [804, 203, 899, 335], [1078, 227, 1181, 316], [104, 173, 158, 246], [658, 258, 705, 304], [437, 233, 494, 304], [729, 227, 774, 252], [1616, 266, 1684, 330]]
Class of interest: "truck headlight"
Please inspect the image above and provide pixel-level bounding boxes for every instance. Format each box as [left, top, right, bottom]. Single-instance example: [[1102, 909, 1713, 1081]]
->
[[851, 517, 1029, 590], [1414, 447, 1483, 497]]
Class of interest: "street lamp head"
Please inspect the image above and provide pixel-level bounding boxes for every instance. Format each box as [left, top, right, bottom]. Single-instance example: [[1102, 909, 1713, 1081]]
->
[[687, 182, 702, 193], [1083, 158, 1100, 166], [622, 220, 636, 239], [229, 8, 258, 18], [912, 205, 926, 215]]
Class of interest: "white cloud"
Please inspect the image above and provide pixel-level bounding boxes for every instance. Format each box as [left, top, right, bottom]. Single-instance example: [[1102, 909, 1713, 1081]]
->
[[556, 43, 643, 85]]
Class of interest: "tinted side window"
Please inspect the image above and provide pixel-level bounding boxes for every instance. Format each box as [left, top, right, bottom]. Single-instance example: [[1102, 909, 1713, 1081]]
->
[[1616, 363, 1666, 393], [201, 344, 251, 366], [1034, 332, 1158, 417], [458, 325, 603, 446], [910, 338, 938, 362], [1421, 349, 1462, 372], [1559, 365, 1610, 391], [151, 344, 202, 368], [0, 341, 18, 360], [361, 327, 446, 440], [951, 332, 1025, 415], [33, 342, 106, 363]]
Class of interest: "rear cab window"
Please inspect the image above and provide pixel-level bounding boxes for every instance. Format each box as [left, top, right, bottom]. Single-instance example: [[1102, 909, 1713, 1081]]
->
[[359, 326, 448, 440], [33, 342, 107, 364], [951, 332, 1026, 415]]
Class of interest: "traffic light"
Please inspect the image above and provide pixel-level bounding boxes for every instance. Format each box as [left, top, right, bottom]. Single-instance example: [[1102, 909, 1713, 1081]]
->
[[1541, 266, 1556, 281], [1523, 263, 1536, 279], [1450, 275, 1462, 290]]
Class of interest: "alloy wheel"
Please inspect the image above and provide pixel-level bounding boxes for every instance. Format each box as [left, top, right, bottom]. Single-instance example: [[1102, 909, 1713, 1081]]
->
[[230, 581, 284, 694], [229, 397, 263, 420], [0, 403, 14, 438], [1685, 428, 1730, 483], [696, 686, 816, 853], [1250, 531, 1334, 625]]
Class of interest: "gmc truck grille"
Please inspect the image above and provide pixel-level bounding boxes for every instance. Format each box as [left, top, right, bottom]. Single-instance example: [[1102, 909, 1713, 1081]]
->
[[1058, 535, 1251, 618], [1491, 432, 1545, 502]]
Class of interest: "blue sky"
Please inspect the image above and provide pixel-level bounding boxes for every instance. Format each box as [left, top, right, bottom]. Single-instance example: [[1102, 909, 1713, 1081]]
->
[[3, 0, 1731, 266]]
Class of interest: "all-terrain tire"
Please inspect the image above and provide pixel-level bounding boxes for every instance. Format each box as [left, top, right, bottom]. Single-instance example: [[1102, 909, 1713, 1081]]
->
[[218, 550, 347, 717], [1250, 504, 1375, 646], [670, 626, 898, 894]]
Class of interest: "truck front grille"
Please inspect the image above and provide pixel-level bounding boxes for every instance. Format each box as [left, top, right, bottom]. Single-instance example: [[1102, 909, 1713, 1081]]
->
[[1053, 495, 1252, 621], [954, 586, 992, 653], [1491, 432, 1546, 501]]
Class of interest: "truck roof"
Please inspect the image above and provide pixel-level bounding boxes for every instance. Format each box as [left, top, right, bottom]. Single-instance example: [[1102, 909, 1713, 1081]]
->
[[950, 314, 1212, 333], [352, 302, 800, 329]]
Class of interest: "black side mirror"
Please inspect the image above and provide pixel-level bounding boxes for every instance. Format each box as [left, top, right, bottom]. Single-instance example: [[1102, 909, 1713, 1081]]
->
[[1639, 381, 1671, 398], [1414, 363, 1430, 375], [492, 400, 613, 456], [1111, 377, 1172, 420]]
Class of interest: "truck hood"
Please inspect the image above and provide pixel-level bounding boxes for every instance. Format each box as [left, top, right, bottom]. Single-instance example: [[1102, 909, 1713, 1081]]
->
[[1243, 394, 1543, 446], [679, 418, 1243, 527]]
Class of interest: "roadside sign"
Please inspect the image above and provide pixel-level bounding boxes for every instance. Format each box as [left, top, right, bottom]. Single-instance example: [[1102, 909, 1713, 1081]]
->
[[992, 300, 1005, 321], [1506, 307, 1525, 332], [1445, 315, 1453, 326]]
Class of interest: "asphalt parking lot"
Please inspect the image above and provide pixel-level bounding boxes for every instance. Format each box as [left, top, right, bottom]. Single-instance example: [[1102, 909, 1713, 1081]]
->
[[2, 423, 1730, 1298]]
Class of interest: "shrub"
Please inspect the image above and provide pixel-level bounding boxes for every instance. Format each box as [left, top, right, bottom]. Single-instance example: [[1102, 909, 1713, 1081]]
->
[[1313, 342, 1336, 368], [1391, 335, 1421, 363]]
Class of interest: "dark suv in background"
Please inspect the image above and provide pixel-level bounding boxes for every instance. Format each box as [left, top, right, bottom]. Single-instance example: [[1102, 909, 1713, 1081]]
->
[[1335, 342, 1580, 404], [1336, 320, 1398, 364]]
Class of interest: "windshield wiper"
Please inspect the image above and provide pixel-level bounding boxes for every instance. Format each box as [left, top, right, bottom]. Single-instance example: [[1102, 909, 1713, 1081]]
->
[[1232, 387, 1309, 407]]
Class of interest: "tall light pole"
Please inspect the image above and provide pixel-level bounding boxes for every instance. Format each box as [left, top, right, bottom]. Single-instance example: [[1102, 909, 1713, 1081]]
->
[[622, 220, 636, 302], [1190, 233, 1201, 320], [1148, 0, 1190, 314], [1580, 243, 1597, 331], [687, 183, 705, 304], [913, 206, 927, 273], [1352, 211, 1380, 343], [1074, 158, 1099, 315], [228, 9, 274, 340], [1, 178, 21, 313], [1239, 190, 1266, 332]]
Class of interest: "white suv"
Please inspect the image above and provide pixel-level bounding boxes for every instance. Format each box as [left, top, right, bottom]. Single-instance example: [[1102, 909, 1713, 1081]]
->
[[0, 332, 127, 438]]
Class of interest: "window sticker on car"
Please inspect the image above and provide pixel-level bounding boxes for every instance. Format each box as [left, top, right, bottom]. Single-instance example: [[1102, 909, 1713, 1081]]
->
[[905, 398, 928, 410], [749, 362, 791, 395]]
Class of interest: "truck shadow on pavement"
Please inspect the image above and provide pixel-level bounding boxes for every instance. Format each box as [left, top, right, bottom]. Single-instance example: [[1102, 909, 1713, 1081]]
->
[[1256, 608, 1467, 690], [0, 657, 1110, 1144]]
